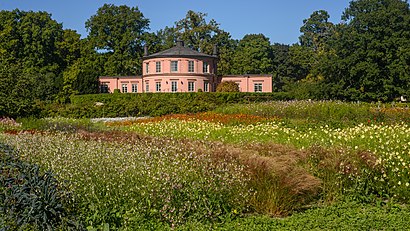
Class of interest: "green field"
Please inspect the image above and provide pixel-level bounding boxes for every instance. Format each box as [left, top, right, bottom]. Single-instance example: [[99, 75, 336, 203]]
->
[[1, 100, 410, 230]]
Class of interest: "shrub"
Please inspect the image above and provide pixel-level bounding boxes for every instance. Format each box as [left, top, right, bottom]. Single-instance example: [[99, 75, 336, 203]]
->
[[216, 81, 240, 92], [0, 143, 80, 230]]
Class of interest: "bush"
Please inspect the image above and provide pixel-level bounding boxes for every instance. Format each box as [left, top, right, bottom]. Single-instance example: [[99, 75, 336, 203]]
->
[[0, 143, 80, 230], [216, 81, 240, 92], [41, 92, 292, 118]]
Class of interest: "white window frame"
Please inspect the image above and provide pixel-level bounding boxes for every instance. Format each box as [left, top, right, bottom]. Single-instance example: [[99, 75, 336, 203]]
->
[[204, 81, 209, 92], [171, 81, 178, 92], [188, 81, 195, 92], [156, 82, 161, 92], [254, 83, 262, 92], [122, 84, 128, 93], [156, 61, 161, 73], [145, 63, 149, 74], [188, 60, 194, 72], [171, 61, 178, 72], [145, 82, 149, 92], [203, 61, 208, 73], [132, 84, 138, 93]]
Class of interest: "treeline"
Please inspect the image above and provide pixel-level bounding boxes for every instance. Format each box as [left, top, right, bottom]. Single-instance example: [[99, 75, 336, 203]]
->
[[1, 0, 409, 118]]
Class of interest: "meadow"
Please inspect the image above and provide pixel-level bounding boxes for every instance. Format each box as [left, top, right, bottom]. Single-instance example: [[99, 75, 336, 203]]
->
[[1, 100, 410, 230]]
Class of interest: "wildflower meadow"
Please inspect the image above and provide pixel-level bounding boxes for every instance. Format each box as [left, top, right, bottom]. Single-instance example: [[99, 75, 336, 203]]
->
[[1, 100, 410, 230]]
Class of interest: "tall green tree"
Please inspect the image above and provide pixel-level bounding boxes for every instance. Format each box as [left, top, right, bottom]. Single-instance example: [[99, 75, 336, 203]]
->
[[156, 11, 237, 75], [299, 10, 334, 51], [321, 0, 410, 101], [0, 9, 66, 101], [231, 34, 273, 75], [85, 4, 150, 76]]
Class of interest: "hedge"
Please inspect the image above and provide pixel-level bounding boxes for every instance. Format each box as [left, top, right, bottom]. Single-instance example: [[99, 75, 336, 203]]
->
[[43, 92, 292, 118]]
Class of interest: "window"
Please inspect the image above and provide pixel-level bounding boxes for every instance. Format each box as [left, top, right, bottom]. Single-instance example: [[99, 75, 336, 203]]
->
[[156, 61, 161, 73], [156, 82, 161, 92], [122, 84, 128, 93], [145, 63, 149, 74], [171, 61, 178, 72], [188, 81, 195, 92], [203, 62, 208, 73], [171, 81, 178, 92], [145, 82, 149, 92], [132, 84, 138, 93], [100, 83, 109, 93], [204, 81, 209, 92], [254, 83, 262, 92], [188, 60, 194, 72]]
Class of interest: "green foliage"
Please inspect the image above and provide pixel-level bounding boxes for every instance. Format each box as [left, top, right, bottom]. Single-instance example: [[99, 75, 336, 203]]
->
[[299, 10, 333, 51], [320, 0, 410, 101], [0, 143, 80, 230], [184, 202, 410, 230], [85, 4, 149, 76], [216, 81, 240, 92], [1, 133, 251, 229], [0, 60, 38, 118], [231, 34, 273, 75], [42, 92, 291, 118]]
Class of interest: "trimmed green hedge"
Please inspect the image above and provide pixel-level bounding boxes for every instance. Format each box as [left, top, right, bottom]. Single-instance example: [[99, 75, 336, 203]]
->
[[43, 92, 291, 118]]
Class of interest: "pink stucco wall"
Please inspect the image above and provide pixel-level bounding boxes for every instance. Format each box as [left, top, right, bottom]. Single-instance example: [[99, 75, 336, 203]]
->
[[220, 75, 273, 93], [99, 57, 272, 93], [142, 57, 216, 76], [99, 76, 143, 93]]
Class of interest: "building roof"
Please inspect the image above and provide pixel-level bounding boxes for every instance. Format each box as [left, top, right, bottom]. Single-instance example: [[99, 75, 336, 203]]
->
[[143, 41, 217, 60]]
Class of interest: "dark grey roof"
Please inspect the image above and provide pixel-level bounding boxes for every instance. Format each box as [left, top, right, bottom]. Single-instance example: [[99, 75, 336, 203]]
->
[[144, 42, 216, 60]]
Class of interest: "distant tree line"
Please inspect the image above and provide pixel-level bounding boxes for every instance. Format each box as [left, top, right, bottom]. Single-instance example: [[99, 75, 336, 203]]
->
[[0, 0, 409, 118]]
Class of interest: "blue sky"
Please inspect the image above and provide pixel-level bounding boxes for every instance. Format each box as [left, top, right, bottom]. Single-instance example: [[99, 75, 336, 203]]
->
[[0, 0, 351, 45]]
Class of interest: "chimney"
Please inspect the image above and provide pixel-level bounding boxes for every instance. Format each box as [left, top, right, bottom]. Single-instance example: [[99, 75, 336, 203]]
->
[[213, 44, 218, 56], [176, 40, 184, 47], [144, 45, 149, 56]]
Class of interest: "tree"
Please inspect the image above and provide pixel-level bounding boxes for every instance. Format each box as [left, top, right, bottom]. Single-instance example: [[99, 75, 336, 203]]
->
[[216, 81, 240, 92], [299, 10, 334, 51], [231, 34, 273, 75], [321, 0, 410, 101], [0, 9, 66, 102], [173, 10, 220, 53], [86, 4, 150, 76], [156, 11, 237, 75], [0, 59, 36, 118]]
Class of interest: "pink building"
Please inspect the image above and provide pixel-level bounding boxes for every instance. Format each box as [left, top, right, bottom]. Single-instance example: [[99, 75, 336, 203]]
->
[[99, 41, 272, 93]]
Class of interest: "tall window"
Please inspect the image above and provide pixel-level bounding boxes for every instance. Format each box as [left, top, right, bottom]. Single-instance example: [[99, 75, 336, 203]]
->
[[203, 62, 208, 73], [122, 84, 128, 93], [145, 82, 149, 92], [204, 81, 209, 92], [254, 83, 262, 92], [171, 61, 178, 72], [156, 61, 161, 73], [145, 63, 149, 74], [100, 83, 109, 93], [132, 84, 138, 93], [188, 60, 194, 72], [171, 81, 178, 92], [156, 82, 161, 92], [188, 81, 195, 92]]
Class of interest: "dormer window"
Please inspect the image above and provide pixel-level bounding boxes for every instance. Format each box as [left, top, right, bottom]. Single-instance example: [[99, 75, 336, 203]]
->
[[171, 61, 178, 72], [203, 62, 208, 73]]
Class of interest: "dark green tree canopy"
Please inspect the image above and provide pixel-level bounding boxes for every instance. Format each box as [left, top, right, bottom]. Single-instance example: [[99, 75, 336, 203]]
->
[[231, 34, 273, 75], [299, 10, 333, 50], [86, 4, 150, 75], [322, 0, 410, 101]]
